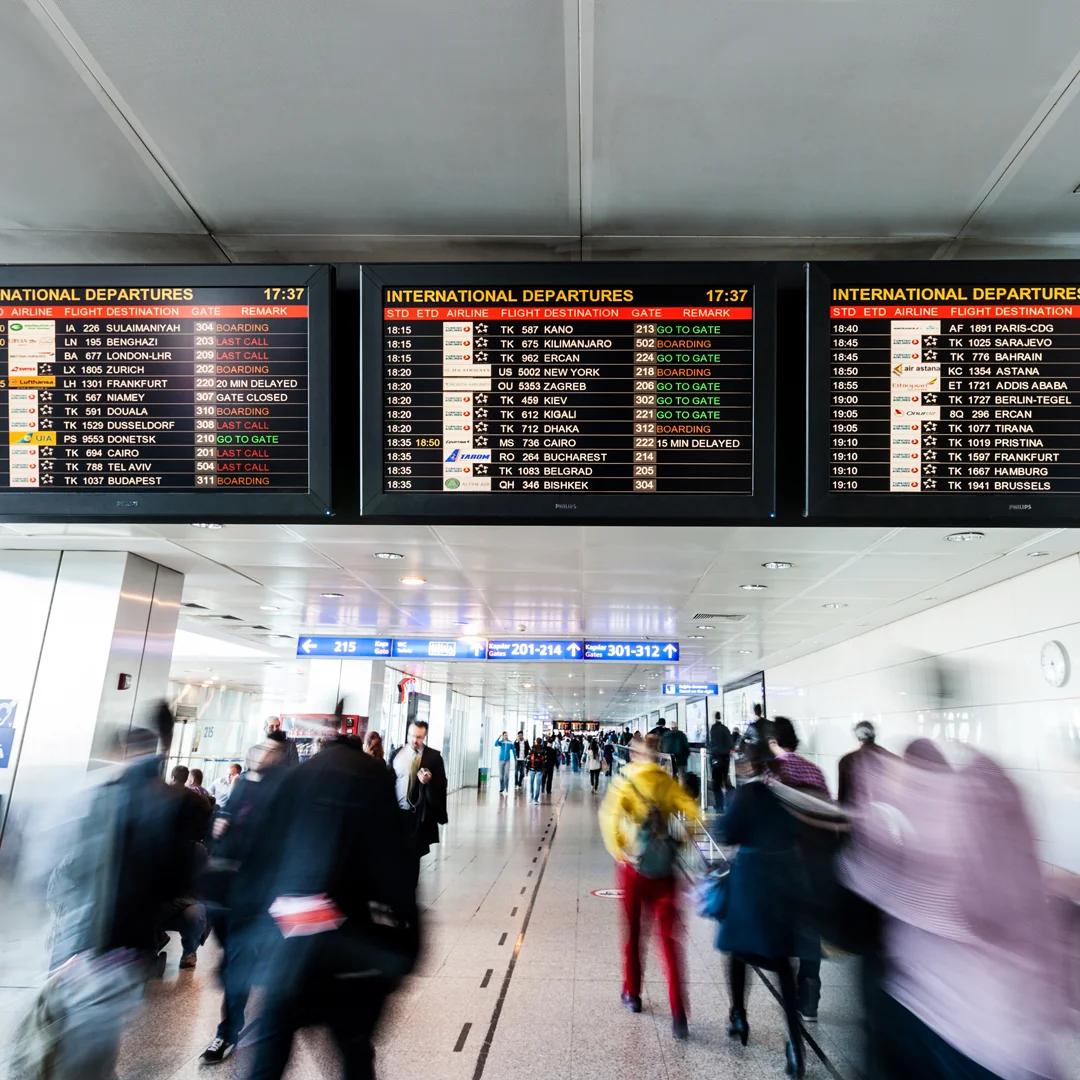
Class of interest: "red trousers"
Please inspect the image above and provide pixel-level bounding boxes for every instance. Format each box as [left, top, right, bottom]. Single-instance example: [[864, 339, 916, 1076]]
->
[[617, 862, 686, 1021]]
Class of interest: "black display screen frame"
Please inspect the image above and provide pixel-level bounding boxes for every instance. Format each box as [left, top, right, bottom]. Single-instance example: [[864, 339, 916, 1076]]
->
[[0, 264, 331, 522], [361, 263, 776, 522], [807, 260, 1080, 524]]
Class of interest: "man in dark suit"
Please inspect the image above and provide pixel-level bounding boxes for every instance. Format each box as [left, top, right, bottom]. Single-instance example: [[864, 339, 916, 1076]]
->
[[389, 720, 448, 865], [243, 732, 419, 1080], [709, 712, 734, 812]]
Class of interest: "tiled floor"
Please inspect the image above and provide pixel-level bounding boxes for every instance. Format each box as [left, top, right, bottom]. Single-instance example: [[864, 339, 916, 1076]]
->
[[2, 769, 1073, 1079]]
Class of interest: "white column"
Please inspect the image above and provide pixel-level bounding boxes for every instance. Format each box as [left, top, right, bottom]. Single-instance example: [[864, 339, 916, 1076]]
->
[[1, 551, 182, 849]]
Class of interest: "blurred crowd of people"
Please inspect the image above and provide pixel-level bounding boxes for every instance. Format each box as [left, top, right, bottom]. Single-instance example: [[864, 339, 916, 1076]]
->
[[13, 704, 448, 1080], [599, 716, 1080, 1080]]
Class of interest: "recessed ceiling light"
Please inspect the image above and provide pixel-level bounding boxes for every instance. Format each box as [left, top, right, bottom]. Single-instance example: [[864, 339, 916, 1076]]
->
[[762, 561, 793, 570], [740, 584, 768, 591], [374, 552, 404, 560], [695, 624, 714, 630], [567, 673, 573, 678], [638, 684, 647, 690], [738, 649, 752, 654], [823, 602, 848, 609], [260, 605, 280, 612], [522, 683, 533, 689], [190, 522, 223, 530], [598, 689, 604, 695], [1028, 550, 1051, 558], [924, 596, 938, 601], [399, 576, 427, 586], [946, 531, 984, 543], [688, 634, 705, 639], [320, 592, 344, 599]]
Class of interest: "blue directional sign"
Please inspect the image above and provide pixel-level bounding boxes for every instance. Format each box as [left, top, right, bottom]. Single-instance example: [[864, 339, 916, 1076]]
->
[[487, 639, 584, 661], [663, 683, 719, 696], [296, 636, 393, 658], [391, 638, 487, 660], [584, 640, 680, 662]]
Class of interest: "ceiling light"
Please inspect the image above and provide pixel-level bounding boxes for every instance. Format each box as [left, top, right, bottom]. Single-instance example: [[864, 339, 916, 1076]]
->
[[823, 602, 848, 609], [740, 584, 768, 591], [1028, 551, 1051, 558], [688, 634, 705, 639], [762, 561, 792, 570], [522, 683, 533, 689], [738, 649, 752, 655], [924, 596, 937, 601], [399, 576, 427, 586], [946, 531, 984, 543], [374, 552, 404, 560], [567, 673, 573, 678], [190, 522, 223, 530], [598, 689, 604, 695], [259, 605, 280, 612], [320, 592, 344, 599], [695, 624, 714, 630], [638, 684, 647, 690]]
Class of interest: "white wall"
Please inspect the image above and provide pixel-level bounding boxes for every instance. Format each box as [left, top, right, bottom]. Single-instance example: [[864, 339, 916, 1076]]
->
[[766, 553, 1080, 873]]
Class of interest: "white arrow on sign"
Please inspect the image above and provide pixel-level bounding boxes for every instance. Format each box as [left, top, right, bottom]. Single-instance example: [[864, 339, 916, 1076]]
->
[[301, 639, 317, 654], [662, 644, 677, 658], [567, 642, 581, 657]]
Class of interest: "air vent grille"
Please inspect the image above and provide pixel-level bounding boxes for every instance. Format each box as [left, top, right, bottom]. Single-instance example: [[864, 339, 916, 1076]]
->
[[182, 602, 208, 610], [692, 613, 746, 622]]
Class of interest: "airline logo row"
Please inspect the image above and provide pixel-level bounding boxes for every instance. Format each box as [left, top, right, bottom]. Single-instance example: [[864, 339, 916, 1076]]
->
[[296, 637, 679, 662]]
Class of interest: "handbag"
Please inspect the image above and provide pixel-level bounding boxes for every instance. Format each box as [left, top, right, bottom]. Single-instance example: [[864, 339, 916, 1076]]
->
[[694, 866, 730, 922]]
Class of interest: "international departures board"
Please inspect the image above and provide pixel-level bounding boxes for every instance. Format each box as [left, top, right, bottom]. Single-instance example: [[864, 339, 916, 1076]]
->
[[361, 265, 775, 519], [807, 263, 1080, 521], [0, 266, 330, 518]]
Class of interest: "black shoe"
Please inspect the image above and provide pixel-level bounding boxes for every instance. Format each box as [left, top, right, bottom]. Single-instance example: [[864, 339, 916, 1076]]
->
[[200, 1037, 235, 1064], [672, 1015, 689, 1040], [798, 976, 821, 1022], [785, 1038, 806, 1078], [620, 991, 642, 1013], [727, 1007, 749, 1046]]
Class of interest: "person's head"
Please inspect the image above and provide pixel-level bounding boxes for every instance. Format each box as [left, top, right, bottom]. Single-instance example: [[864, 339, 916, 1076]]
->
[[266, 716, 283, 735], [517, 730, 524, 739], [189, 768, 204, 787], [752, 703, 763, 720], [656, 717, 666, 728], [365, 730, 385, 762], [170, 765, 189, 786], [501, 731, 508, 741], [408, 720, 429, 752], [629, 734, 656, 762], [714, 711, 722, 722], [229, 762, 242, 778], [245, 738, 285, 776], [769, 716, 799, 753], [854, 720, 876, 746], [738, 722, 774, 778]]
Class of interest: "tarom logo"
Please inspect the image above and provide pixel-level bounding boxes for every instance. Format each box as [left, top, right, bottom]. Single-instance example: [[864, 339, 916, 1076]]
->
[[445, 449, 460, 462]]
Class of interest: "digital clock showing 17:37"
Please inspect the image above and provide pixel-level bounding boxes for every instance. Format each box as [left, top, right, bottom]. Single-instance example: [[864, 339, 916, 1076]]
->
[[706, 288, 749, 302], [262, 287, 306, 300]]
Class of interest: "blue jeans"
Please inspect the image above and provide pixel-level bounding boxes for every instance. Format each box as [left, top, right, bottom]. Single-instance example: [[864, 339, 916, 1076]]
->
[[571, 753, 580, 773], [529, 769, 543, 801], [164, 900, 206, 955], [498, 758, 511, 792]]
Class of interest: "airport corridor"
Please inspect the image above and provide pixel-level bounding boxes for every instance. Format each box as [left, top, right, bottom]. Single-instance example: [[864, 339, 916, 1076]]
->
[[88, 770, 862, 1080]]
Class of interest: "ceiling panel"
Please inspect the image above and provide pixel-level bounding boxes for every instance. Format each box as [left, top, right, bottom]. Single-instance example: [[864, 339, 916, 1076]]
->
[[589, 0, 1080, 236], [0, 2, 199, 234], [54, 0, 576, 235]]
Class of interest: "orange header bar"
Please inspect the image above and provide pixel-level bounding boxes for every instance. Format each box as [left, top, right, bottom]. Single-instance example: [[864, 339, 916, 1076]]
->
[[830, 305, 1078, 319], [384, 306, 754, 321], [0, 305, 308, 319]]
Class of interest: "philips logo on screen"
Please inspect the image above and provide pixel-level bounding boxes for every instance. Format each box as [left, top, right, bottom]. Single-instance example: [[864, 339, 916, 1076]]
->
[[445, 449, 490, 463]]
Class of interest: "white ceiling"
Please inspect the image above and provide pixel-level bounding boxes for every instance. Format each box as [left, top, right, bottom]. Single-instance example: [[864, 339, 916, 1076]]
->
[[4, 0, 1080, 261], [0, 522, 1073, 724]]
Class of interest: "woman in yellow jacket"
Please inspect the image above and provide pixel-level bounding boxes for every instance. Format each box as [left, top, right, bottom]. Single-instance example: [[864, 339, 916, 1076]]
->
[[599, 735, 701, 1039]]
